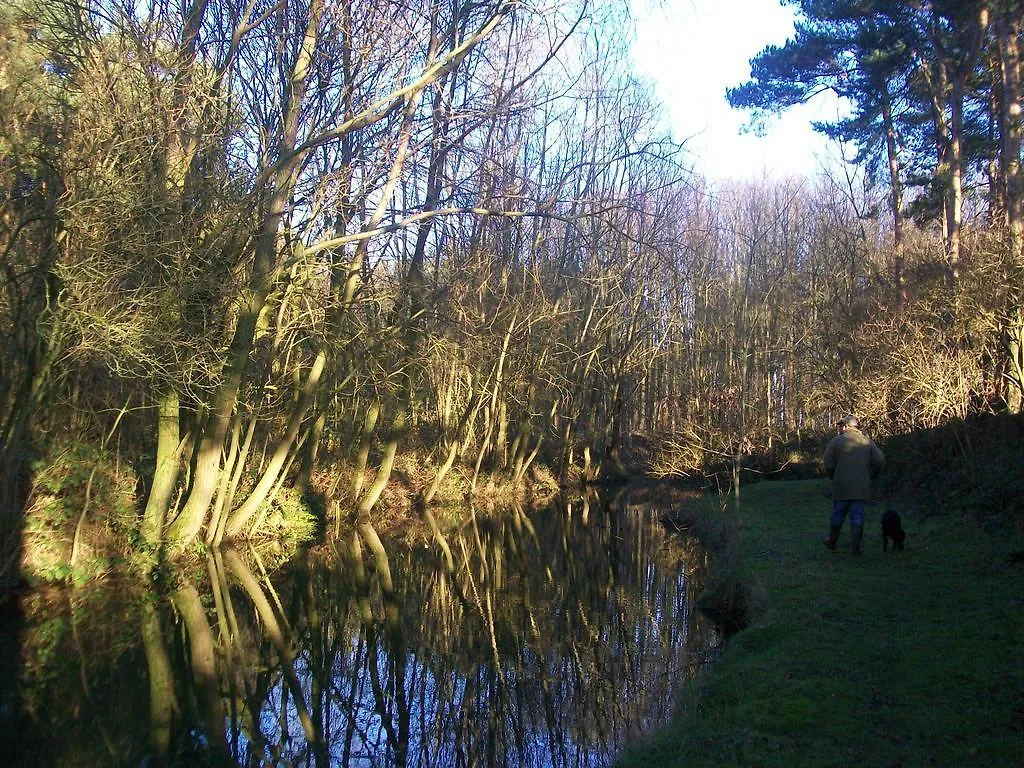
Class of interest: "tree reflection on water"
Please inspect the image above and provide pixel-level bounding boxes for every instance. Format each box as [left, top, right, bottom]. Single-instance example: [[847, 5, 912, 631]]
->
[[4, 490, 718, 767]]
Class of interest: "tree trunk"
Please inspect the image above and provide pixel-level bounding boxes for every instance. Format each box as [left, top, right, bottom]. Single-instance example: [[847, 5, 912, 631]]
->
[[142, 389, 180, 545], [355, 410, 404, 522], [948, 75, 966, 280], [224, 350, 326, 539], [999, 7, 1024, 251], [166, 300, 263, 547], [880, 82, 907, 307], [997, 2, 1024, 411]]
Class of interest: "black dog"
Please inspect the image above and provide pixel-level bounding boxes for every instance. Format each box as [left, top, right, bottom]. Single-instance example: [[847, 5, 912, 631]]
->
[[881, 509, 906, 551]]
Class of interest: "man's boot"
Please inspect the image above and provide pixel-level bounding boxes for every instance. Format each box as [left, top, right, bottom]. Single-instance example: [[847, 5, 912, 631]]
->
[[850, 524, 864, 556], [823, 525, 842, 551]]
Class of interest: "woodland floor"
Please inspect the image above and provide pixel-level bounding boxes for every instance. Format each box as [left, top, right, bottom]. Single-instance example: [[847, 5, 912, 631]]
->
[[615, 478, 1024, 768]]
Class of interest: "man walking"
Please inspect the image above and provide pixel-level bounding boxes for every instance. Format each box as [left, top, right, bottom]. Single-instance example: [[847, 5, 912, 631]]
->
[[823, 415, 886, 555]]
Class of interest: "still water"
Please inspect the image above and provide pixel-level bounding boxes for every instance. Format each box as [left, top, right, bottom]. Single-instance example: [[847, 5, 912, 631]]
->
[[1, 490, 717, 767]]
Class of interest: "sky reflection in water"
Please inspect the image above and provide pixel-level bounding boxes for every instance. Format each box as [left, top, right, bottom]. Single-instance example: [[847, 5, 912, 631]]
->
[[2, 489, 718, 767]]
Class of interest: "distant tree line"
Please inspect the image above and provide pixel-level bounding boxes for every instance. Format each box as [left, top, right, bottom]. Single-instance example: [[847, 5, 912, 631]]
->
[[729, 0, 1023, 414], [0, 0, 1020, 584]]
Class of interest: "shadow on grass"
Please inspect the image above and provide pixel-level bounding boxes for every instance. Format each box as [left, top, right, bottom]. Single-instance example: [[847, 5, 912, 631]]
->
[[618, 477, 1024, 768]]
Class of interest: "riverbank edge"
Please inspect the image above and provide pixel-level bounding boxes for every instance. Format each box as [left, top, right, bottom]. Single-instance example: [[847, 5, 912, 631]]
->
[[6, 445, 566, 594], [616, 478, 1024, 767]]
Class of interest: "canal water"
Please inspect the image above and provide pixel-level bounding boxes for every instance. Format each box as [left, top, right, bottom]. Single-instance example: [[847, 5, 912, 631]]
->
[[0, 489, 718, 766]]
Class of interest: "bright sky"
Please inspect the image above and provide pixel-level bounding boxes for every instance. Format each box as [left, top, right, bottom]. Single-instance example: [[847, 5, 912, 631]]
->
[[631, 0, 845, 180]]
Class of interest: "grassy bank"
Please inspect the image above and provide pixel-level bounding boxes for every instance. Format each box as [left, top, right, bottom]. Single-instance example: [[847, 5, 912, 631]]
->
[[618, 478, 1024, 767]]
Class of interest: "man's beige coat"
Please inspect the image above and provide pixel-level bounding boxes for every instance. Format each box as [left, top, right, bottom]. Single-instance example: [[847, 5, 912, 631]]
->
[[823, 426, 886, 501]]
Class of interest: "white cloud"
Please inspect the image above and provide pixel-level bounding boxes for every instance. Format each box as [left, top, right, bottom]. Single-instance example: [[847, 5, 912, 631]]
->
[[631, 0, 843, 179]]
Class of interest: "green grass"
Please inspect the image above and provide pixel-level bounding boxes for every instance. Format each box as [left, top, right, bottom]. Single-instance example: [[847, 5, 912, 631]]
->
[[617, 479, 1024, 768]]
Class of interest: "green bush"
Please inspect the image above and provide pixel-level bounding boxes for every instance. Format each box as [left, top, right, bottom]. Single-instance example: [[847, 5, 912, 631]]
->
[[22, 443, 136, 585]]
